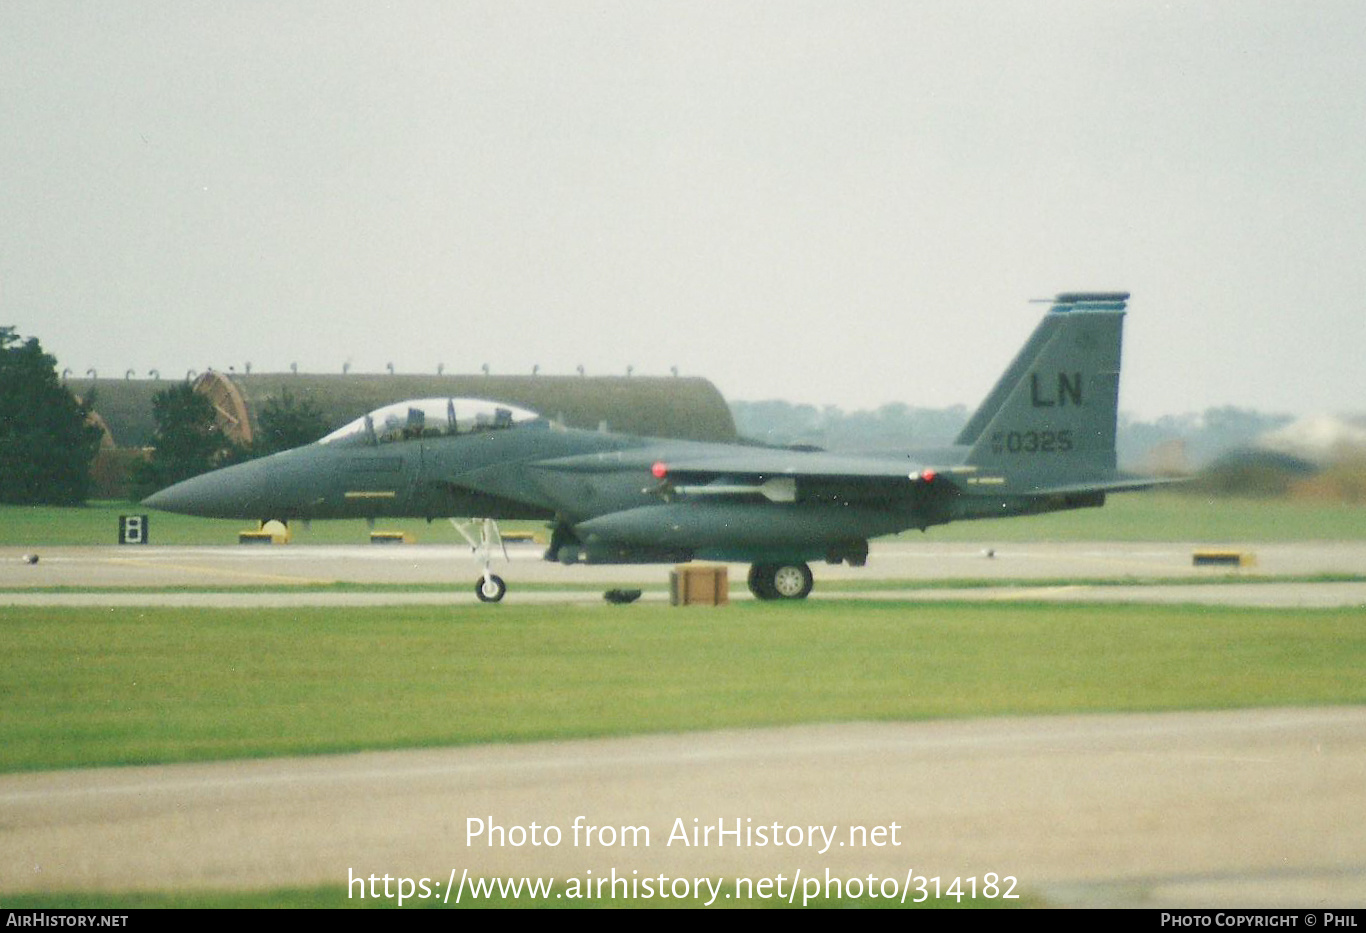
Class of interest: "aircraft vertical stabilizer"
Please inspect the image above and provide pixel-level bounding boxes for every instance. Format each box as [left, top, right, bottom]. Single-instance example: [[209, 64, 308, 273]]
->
[[963, 292, 1127, 484]]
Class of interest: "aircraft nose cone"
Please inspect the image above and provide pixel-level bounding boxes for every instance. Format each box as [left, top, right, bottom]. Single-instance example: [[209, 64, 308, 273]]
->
[[142, 453, 310, 519], [140, 484, 187, 513], [142, 467, 251, 518]]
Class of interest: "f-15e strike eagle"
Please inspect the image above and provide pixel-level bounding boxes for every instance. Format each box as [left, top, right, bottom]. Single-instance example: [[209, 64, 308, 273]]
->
[[146, 292, 1156, 602]]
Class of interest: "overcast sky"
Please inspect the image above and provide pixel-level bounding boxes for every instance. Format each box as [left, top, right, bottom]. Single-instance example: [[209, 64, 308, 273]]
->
[[2, 1, 1362, 419]]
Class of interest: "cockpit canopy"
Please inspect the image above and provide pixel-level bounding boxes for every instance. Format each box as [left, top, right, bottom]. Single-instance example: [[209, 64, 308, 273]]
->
[[318, 398, 541, 447]]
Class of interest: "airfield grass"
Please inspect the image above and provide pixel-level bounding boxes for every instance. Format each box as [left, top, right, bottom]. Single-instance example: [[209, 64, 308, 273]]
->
[[0, 500, 545, 547], [4, 600, 1363, 775], [5, 494, 1366, 546], [5, 597, 1361, 909]]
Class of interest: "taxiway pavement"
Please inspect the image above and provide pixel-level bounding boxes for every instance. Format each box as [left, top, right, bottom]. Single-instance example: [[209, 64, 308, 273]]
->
[[2, 541, 1364, 607]]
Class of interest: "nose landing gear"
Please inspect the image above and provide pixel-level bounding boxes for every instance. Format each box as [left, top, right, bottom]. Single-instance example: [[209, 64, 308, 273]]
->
[[452, 518, 509, 603]]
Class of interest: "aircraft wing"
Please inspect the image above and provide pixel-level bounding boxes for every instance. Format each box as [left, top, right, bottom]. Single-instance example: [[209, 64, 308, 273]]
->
[[634, 455, 1175, 502], [470, 447, 1170, 509], [517, 447, 950, 508]]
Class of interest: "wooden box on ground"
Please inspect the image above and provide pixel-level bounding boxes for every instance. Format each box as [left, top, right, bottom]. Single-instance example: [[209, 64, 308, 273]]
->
[[670, 565, 729, 606]]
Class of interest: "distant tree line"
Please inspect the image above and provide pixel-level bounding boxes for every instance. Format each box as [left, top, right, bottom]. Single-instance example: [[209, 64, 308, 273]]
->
[[730, 399, 1296, 470], [0, 323, 332, 504], [730, 400, 971, 452], [1115, 407, 1295, 471], [0, 327, 102, 505]]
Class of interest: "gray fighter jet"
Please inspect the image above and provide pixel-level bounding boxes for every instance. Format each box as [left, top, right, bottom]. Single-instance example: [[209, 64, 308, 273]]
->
[[145, 292, 1157, 601]]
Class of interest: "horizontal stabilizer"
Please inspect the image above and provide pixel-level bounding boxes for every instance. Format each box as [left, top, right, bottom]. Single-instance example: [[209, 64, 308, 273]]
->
[[955, 473, 1182, 497], [1019, 475, 1184, 496]]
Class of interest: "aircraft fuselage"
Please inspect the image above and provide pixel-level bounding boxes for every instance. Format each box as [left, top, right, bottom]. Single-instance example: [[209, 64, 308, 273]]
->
[[144, 292, 1153, 600]]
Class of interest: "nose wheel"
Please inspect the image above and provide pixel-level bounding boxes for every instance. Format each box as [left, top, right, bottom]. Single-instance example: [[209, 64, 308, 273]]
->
[[475, 573, 507, 603]]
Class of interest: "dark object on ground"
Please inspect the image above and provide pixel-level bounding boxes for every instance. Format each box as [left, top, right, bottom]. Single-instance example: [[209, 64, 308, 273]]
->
[[604, 589, 643, 605]]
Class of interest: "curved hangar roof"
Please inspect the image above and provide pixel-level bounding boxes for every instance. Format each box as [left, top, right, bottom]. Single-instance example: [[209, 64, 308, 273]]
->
[[69, 372, 737, 449]]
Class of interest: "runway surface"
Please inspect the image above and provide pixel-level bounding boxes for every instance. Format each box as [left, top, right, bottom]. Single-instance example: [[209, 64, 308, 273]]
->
[[3, 541, 1363, 908]]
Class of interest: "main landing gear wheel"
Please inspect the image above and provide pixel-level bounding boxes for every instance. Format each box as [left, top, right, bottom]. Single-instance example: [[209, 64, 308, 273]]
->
[[747, 562, 814, 600], [475, 574, 507, 603]]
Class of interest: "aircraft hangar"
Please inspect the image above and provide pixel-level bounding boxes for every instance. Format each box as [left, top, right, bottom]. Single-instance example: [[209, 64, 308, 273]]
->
[[65, 371, 738, 495]]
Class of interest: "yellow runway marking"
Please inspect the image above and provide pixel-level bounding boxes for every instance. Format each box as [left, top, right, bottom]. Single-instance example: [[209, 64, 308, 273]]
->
[[102, 558, 336, 587]]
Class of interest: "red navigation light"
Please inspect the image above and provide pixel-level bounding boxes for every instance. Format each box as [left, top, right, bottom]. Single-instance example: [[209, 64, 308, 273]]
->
[[921, 469, 937, 483], [652, 461, 669, 479]]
